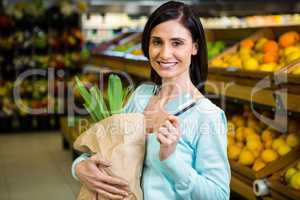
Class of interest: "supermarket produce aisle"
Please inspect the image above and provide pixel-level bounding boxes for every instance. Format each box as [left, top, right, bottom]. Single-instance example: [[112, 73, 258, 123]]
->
[[0, 132, 80, 200]]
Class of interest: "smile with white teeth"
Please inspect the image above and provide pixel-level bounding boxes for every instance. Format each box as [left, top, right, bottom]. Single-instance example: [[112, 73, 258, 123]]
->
[[158, 61, 177, 69]]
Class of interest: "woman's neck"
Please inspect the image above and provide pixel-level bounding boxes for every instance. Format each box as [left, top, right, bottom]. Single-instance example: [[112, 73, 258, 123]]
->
[[159, 78, 201, 100]]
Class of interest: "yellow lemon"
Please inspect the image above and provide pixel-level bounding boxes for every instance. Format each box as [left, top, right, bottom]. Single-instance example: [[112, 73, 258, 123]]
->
[[239, 48, 251, 57], [260, 63, 277, 72], [232, 115, 246, 127], [284, 46, 299, 56], [261, 149, 279, 163], [255, 37, 268, 51], [238, 149, 255, 166], [264, 140, 273, 149], [286, 51, 300, 63], [285, 167, 298, 184], [211, 59, 227, 67], [247, 139, 263, 152], [250, 149, 261, 159], [228, 145, 242, 161], [246, 133, 261, 142], [243, 58, 259, 71], [228, 136, 235, 146], [272, 138, 286, 150], [277, 144, 292, 156], [290, 172, 300, 190], [252, 159, 266, 172], [261, 129, 275, 142], [243, 127, 256, 138], [236, 127, 245, 142], [286, 133, 299, 148]]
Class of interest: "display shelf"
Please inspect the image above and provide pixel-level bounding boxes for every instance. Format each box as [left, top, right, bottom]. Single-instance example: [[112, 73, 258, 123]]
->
[[0, 114, 59, 133], [230, 171, 257, 200], [261, 156, 300, 200], [206, 77, 300, 114], [231, 171, 295, 200], [230, 148, 300, 180], [88, 53, 300, 114], [89, 54, 150, 78]]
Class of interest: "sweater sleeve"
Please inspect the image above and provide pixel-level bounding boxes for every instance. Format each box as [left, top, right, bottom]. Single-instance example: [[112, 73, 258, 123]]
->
[[71, 153, 91, 180], [160, 110, 231, 200]]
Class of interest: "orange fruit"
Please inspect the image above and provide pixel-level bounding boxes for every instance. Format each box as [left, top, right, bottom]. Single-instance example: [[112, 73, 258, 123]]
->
[[263, 52, 278, 63], [263, 40, 279, 53], [279, 31, 300, 47], [240, 39, 255, 49]]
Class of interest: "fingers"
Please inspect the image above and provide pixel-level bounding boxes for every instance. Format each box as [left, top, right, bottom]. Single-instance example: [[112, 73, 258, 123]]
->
[[157, 132, 172, 145], [96, 188, 125, 200], [162, 120, 176, 132], [91, 179, 129, 197], [90, 154, 112, 167], [76, 159, 129, 199], [167, 115, 180, 128], [99, 173, 129, 187]]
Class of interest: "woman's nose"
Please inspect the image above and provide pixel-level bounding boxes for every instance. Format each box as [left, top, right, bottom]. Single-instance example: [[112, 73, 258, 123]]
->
[[159, 45, 172, 59]]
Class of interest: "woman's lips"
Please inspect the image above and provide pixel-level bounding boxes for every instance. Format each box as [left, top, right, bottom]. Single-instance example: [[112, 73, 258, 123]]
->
[[157, 61, 178, 69]]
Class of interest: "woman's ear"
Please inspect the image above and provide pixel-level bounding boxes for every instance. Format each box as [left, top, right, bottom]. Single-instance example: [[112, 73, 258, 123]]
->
[[192, 41, 198, 55]]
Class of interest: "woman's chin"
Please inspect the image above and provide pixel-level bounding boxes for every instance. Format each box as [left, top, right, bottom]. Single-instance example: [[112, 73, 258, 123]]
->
[[157, 71, 178, 79]]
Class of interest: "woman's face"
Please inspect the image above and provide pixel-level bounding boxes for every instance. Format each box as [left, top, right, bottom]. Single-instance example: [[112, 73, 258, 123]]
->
[[149, 19, 198, 81]]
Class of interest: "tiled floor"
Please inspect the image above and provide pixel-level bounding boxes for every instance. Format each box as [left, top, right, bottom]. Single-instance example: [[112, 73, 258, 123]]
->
[[0, 131, 80, 200]]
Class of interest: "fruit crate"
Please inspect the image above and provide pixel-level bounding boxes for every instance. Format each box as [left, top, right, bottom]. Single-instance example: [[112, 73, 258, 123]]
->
[[102, 32, 142, 58], [276, 58, 300, 86], [209, 26, 300, 83], [92, 32, 137, 54], [267, 158, 300, 200], [205, 28, 258, 60], [230, 147, 300, 180]]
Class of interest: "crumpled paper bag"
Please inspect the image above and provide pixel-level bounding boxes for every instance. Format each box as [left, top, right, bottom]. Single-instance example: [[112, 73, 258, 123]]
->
[[73, 113, 146, 200]]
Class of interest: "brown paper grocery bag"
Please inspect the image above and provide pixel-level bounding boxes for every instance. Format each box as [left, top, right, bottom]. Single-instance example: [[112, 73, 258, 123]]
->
[[73, 113, 146, 200]]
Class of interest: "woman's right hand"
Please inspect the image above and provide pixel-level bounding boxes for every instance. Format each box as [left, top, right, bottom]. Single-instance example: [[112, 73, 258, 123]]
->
[[75, 154, 129, 200]]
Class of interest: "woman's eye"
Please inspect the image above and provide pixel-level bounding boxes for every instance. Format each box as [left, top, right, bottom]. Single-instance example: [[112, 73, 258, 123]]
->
[[172, 41, 182, 47], [152, 40, 161, 46]]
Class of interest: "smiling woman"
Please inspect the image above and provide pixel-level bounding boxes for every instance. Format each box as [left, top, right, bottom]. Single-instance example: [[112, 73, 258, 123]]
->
[[72, 1, 230, 200], [142, 1, 208, 94], [148, 20, 198, 81]]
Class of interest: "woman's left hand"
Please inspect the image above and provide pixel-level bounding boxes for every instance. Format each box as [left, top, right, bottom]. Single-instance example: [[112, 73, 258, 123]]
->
[[157, 115, 181, 161]]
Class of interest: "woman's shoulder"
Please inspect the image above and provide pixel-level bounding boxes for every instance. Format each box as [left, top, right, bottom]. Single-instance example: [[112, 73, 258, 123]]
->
[[193, 97, 226, 124], [195, 98, 224, 115], [134, 82, 157, 96]]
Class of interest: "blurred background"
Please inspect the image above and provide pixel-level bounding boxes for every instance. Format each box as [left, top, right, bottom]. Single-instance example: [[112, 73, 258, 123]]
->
[[1, 0, 300, 200]]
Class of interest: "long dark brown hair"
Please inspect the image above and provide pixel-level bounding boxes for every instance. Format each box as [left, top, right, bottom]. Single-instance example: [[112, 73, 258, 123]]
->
[[142, 1, 208, 94]]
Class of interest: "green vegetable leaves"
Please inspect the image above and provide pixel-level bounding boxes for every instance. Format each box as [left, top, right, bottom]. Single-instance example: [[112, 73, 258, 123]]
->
[[75, 74, 130, 122]]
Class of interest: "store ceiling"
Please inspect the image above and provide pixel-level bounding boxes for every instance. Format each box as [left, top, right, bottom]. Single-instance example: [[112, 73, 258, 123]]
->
[[89, 0, 300, 17]]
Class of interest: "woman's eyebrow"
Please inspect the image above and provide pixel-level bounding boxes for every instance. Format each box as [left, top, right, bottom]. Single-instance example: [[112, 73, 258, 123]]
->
[[151, 36, 161, 40], [170, 37, 186, 41]]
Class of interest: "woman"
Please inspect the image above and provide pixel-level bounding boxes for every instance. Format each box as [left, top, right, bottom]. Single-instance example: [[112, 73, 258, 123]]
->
[[72, 1, 230, 199]]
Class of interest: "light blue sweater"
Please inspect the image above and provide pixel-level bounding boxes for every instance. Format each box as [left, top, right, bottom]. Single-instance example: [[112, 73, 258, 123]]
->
[[72, 83, 231, 200]]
